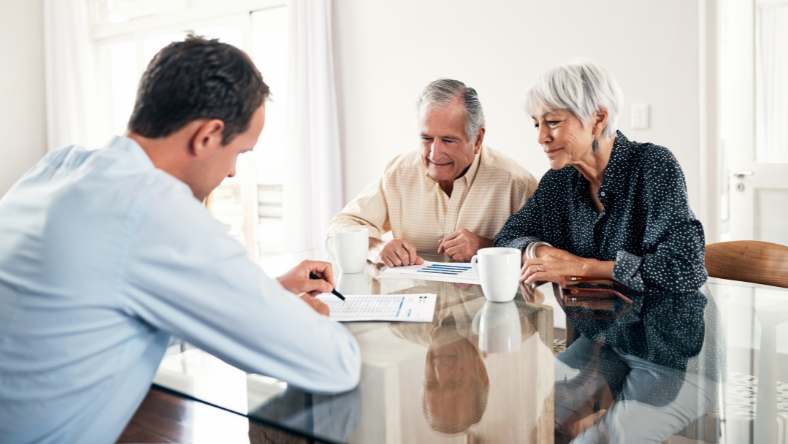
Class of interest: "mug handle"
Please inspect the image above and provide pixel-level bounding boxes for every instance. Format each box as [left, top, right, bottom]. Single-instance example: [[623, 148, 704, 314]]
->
[[471, 255, 479, 276], [324, 235, 336, 261], [472, 309, 482, 336]]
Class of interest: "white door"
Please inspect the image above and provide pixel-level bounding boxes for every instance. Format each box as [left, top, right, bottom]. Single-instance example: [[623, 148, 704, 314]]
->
[[721, 0, 788, 246]]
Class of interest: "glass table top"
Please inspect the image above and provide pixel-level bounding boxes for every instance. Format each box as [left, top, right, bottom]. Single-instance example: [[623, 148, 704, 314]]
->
[[152, 249, 788, 444]]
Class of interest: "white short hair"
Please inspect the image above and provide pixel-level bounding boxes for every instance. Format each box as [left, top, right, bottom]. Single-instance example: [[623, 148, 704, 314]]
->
[[524, 58, 624, 139], [416, 79, 485, 142]]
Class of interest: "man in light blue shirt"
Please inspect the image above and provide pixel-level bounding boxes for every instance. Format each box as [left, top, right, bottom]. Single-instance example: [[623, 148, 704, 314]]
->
[[0, 37, 361, 443]]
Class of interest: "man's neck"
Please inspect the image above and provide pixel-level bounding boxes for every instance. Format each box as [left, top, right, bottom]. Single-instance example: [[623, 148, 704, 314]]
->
[[127, 132, 191, 182], [438, 162, 473, 197], [439, 180, 454, 197]]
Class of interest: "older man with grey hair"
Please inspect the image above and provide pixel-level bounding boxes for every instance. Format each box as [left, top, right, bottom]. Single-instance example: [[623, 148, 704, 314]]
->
[[328, 79, 538, 267]]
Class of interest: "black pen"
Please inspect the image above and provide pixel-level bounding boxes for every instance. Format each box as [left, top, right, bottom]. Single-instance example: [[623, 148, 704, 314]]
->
[[309, 272, 346, 301]]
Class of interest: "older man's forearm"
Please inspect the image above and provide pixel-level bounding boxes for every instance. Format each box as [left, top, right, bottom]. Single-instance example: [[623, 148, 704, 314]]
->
[[327, 215, 382, 238]]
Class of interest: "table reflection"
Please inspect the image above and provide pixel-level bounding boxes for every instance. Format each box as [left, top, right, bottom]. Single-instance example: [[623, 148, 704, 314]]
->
[[249, 386, 361, 443], [553, 287, 724, 443], [388, 282, 554, 441], [153, 249, 776, 444], [337, 272, 369, 295], [473, 300, 522, 353]]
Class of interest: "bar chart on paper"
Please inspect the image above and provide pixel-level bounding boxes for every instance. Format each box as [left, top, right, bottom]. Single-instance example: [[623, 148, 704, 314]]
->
[[377, 261, 479, 285], [316, 294, 437, 322]]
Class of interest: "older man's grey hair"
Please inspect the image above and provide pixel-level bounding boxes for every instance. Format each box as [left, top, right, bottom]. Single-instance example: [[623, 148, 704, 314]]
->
[[416, 79, 485, 142], [524, 58, 624, 139]]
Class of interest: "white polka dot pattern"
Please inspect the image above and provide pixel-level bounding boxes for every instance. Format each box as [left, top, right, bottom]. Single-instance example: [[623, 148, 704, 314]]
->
[[328, 146, 538, 252], [494, 131, 708, 292]]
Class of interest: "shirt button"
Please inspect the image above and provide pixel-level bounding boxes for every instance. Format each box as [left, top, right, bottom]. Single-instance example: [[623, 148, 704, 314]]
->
[[600, 191, 606, 197]]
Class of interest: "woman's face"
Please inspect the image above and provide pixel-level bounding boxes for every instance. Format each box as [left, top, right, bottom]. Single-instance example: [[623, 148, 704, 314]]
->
[[532, 108, 595, 170]]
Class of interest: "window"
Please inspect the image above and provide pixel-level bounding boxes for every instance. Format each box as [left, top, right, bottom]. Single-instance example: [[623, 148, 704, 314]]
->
[[755, 3, 788, 163], [89, 0, 288, 260]]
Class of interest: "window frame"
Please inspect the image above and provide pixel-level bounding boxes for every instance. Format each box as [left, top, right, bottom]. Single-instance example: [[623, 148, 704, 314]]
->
[[89, 0, 287, 260]]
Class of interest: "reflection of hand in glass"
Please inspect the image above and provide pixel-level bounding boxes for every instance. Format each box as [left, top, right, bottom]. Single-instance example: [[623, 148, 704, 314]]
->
[[519, 282, 546, 305], [422, 321, 489, 435], [450, 282, 474, 291]]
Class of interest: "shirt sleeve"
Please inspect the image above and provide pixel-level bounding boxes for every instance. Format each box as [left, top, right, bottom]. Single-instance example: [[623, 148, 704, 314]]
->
[[514, 171, 539, 212], [121, 180, 361, 394], [494, 186, 545, 252], [612, 152, 708, 292], [327, 173, 391, 240]]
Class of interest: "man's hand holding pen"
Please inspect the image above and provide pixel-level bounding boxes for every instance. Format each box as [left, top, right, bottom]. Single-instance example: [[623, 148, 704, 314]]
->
[[276, 260, 336, 296]]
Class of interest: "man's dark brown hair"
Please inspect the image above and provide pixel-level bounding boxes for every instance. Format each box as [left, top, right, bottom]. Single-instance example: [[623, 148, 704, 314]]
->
[[128, 35, 270, 145]]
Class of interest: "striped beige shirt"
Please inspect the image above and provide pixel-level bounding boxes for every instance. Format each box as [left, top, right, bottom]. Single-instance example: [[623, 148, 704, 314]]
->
[[328, 146, 538, 252]]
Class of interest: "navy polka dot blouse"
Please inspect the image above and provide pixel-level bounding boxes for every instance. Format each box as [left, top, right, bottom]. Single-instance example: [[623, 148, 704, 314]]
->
[[494, 131, 707, 292]]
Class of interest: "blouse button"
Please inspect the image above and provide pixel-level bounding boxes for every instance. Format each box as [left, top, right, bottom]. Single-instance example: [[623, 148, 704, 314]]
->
[[600, 191, 606, 197]]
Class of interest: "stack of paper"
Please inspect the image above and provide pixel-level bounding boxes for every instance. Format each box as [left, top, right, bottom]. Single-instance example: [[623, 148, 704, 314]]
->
[[377, 261, 480, 285], [317, 293, 437, 322]]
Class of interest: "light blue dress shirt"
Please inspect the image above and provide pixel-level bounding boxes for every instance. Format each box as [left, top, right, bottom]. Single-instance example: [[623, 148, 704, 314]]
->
[[0, 137, 361, 444]]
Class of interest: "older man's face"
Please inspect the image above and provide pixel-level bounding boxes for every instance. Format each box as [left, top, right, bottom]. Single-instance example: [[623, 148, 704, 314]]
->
[[423, 328, 489, 433], [419, 98, 481, 186]]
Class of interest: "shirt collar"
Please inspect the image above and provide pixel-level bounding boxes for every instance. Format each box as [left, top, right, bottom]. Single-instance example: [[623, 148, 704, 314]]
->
[[104, 135, 155, 170], [599, 131, 634, 197]]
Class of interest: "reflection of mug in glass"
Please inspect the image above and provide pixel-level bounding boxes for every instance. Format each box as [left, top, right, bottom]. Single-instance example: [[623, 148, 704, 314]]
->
[[470, 247, 521, 302], [337, 272, 369, 295], [472, 301, 521, 353], [325, 228, 368, 274]]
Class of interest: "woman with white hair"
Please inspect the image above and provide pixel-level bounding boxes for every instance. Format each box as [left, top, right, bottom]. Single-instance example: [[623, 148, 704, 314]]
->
[[494, 59, 707, 293]]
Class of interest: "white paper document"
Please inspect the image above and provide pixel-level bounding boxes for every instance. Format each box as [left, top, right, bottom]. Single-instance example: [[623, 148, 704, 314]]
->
[[377, 261, 480, 285], [317, 294, 437, 322]]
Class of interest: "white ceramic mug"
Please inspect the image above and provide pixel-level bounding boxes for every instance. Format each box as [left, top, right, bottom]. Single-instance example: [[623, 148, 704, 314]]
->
[[325, 228, 369, 274], [470, 247, 521, 302], [472, 301, 521, 353]]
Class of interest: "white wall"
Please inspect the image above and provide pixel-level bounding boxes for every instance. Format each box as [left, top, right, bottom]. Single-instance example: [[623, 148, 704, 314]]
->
[[0, 1, 47, 197], [333, 0, 702, 215]]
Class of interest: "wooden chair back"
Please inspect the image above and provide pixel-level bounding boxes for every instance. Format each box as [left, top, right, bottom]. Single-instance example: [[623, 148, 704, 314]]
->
[[705, 241, 788, 288]]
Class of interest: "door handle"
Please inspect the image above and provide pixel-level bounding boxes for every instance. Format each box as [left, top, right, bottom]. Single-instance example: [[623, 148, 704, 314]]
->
[[732, 171, 754, 179]]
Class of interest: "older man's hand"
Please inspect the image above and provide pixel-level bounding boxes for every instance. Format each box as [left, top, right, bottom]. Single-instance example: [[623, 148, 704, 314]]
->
[[438, 229, 493, 261], [369, 238, 424, 268]]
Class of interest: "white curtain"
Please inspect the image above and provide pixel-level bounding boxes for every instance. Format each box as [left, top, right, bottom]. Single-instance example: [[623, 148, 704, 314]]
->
[[755, 4, 788, 163], [283, 0, 344, 253], [43, 0, 98, 152]]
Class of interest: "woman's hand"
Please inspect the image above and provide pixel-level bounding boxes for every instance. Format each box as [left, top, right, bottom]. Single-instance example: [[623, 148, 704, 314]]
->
[[519, 282, 545, 304], [520, 245, 587, 284], [520, 246, 587, 285], [520, 246, 615, 285]]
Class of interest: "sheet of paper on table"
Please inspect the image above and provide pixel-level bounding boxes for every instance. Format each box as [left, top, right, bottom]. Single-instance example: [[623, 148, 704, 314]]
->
[[377, 261, 480, 285], [316, 293, 437, 322]]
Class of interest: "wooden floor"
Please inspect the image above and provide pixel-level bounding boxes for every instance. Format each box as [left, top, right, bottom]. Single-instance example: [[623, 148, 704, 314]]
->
[[117, 389, 314, 444]]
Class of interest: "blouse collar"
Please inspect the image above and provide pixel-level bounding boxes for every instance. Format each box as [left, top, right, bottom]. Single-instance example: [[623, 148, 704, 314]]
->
[[599, 131, 635, 198]]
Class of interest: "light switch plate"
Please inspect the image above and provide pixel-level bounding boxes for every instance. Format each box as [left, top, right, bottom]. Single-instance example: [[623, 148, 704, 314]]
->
[[631, 103, 649, 130]]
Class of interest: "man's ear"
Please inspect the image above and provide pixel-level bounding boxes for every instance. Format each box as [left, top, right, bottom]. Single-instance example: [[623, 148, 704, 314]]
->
[[473, 126, 486, 154], [189, 119, 225, 157]]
